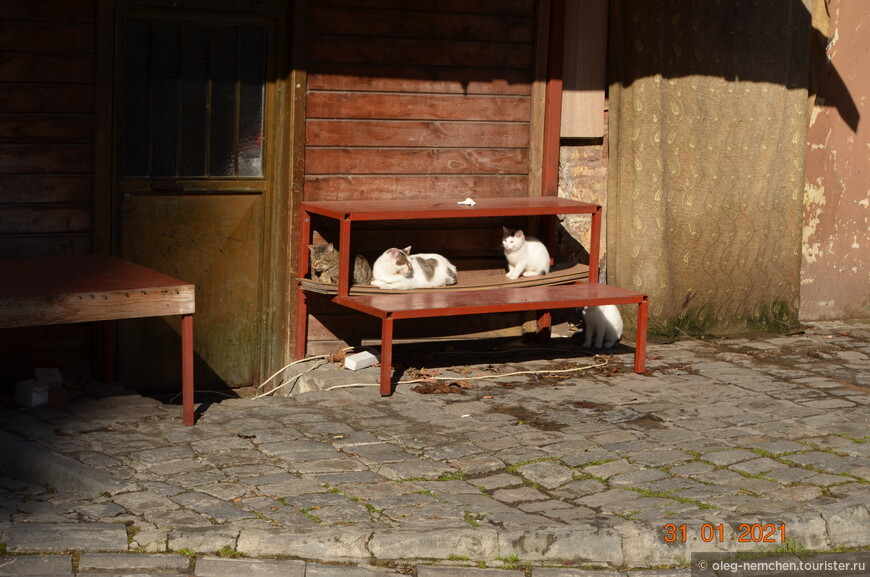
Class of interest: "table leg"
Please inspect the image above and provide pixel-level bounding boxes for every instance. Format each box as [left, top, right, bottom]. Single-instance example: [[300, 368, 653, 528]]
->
[[634, 296, 649, 374], [101, 321, 114, 382], [380, 316, 394, 396], [182, 314, 195, 426]]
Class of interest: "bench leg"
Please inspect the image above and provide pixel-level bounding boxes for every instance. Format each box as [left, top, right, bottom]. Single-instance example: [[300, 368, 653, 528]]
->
[[294, 289, 309, 360], [181, 314, 195, 426], [535, 311, 552, 342], [380, 316, 394, 396], [295, 209, 312, 360], [634, 296, 649, 374]]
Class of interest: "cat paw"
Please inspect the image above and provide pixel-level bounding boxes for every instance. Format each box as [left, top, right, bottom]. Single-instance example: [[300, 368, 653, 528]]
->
[[522, 271, 541, 277], [371, 280, 384, 287]]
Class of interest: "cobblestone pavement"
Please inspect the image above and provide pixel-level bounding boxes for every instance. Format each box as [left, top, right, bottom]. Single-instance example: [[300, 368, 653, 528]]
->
[[0, 320, 868, 576]]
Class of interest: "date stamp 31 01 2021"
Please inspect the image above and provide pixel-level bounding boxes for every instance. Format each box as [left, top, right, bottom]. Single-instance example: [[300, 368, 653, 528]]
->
[[663, 523, 787, 544]]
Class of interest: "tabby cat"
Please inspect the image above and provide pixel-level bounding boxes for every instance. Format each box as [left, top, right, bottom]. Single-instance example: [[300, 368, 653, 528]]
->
[[308, 243, 373, 285]]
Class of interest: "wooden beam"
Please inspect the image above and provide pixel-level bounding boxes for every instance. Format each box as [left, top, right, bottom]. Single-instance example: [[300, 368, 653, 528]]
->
[[560, 0, 608, 137], [541, 0, 566, 196]]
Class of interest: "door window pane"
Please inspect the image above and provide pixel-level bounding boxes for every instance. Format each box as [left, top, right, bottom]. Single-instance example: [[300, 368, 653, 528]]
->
[[121, 19, 266, 179], [121, 20, 150, 177], [209, 26, 239, 178], [150, 21, 181, 177], [239, 28, 266, 177], [180, 25, 209, 176]]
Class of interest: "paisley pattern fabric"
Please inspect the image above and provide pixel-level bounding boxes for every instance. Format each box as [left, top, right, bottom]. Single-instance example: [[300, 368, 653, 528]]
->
[[607, 0, 826, 336]]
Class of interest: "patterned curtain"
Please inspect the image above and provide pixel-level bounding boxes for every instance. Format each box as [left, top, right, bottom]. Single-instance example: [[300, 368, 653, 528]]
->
[[607, 0, 829, 337]]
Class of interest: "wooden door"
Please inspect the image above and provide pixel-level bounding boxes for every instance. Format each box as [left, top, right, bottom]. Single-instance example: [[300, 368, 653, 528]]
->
[[112, 2, 288, 391]]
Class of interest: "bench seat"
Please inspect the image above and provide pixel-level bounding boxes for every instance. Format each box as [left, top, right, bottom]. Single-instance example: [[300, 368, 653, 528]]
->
[[334, 283, 649, 395]]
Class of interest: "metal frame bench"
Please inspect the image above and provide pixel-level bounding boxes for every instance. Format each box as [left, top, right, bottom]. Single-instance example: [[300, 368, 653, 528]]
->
[[295, 197, 649, 395]]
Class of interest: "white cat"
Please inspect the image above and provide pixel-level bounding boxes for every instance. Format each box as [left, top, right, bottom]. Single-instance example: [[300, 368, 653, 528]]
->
[[582, 305, 624, 348], [502, 227, 550, 279], [371, 246, 458, 290]]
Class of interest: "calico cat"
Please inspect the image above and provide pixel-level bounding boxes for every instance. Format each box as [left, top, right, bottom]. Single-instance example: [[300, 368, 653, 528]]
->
[[582, 305, 624, 348], [502, 226, 550, 279], [308, 243, 373, 285], [371, 246, 458, 290]]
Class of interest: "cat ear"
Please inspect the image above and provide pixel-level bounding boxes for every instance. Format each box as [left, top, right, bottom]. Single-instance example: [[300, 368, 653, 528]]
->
[[514, 230, 525, 239], [403, 246, 412, 254], [308, 244, 315, 250], [326, 243, 335, 251], [502, 226, 510, 234]]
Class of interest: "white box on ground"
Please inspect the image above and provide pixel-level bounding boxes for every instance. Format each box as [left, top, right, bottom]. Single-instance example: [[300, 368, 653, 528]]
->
[[34, 368, 63, 384], [15, 379, 51, 408], [345, 351, 379, 371]]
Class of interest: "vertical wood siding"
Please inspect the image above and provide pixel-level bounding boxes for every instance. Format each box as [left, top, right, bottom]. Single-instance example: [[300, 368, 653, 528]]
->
[[303, 0, 538, 201]]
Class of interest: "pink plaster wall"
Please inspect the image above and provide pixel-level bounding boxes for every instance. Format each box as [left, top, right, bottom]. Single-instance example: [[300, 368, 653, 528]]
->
[[801, 0, 870, 320]]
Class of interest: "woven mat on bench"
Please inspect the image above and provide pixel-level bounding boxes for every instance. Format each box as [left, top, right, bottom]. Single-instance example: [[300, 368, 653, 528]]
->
[[299, 263, 589, 296]]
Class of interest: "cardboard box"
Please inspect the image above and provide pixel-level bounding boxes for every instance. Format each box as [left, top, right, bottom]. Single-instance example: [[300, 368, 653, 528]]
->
[[15, 379, 51, 408], [34, 368, 63, 385], [48, 386, 68, 409]]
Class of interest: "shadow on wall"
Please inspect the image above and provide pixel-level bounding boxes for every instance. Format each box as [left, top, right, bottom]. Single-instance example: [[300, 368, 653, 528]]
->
[[608, 0, 859, 132]]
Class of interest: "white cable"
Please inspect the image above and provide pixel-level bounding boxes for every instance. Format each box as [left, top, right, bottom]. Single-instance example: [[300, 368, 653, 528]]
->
[[252, 348, 354, 399], [323, 357, 610, 391], [261, 359, 329, 398]]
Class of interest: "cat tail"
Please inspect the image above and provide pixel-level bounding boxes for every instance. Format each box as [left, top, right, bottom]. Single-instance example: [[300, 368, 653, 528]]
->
[[446, 267, 457, 286]]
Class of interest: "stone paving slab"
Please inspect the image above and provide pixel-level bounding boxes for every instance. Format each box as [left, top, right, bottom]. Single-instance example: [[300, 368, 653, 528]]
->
[[195, 557, 305, 576], [0, 523, 129, 553], [0, 555, 72, 576], [0, 320, 868, 576]]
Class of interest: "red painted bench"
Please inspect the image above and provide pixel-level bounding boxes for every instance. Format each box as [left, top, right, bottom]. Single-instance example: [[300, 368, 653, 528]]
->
[[335, 283, 648, 395], [295, 198, 649, 395]]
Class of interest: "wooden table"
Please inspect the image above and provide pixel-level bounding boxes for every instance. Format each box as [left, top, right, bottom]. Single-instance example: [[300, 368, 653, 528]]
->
[[0, 255, 196, 425]]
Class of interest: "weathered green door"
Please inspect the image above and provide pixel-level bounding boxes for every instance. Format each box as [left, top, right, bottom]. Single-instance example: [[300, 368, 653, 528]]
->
[[113, 2, 287, 391]]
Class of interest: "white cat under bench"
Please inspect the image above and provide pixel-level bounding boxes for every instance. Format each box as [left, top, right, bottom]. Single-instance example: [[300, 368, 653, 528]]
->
[[295, 197, 649, 395]]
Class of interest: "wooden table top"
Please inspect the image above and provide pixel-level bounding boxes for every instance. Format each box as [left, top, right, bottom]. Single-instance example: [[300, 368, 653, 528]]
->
[[0, 254, 194, 328]]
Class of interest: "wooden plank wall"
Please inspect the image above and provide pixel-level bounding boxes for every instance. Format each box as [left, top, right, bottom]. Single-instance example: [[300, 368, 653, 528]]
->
[[303, 0, 538, 201], [301, 0, 544, 352], [560, 0, 607, 137], [0, 0, 98, 381]]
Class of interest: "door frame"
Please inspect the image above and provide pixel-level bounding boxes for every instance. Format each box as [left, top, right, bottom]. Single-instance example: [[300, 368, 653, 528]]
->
[[94, 0, 294, 385]]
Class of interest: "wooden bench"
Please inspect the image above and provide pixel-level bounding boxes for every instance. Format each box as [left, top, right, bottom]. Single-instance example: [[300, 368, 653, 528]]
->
[[0, 255, 196, 425], [296, 197, 650, 395]]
